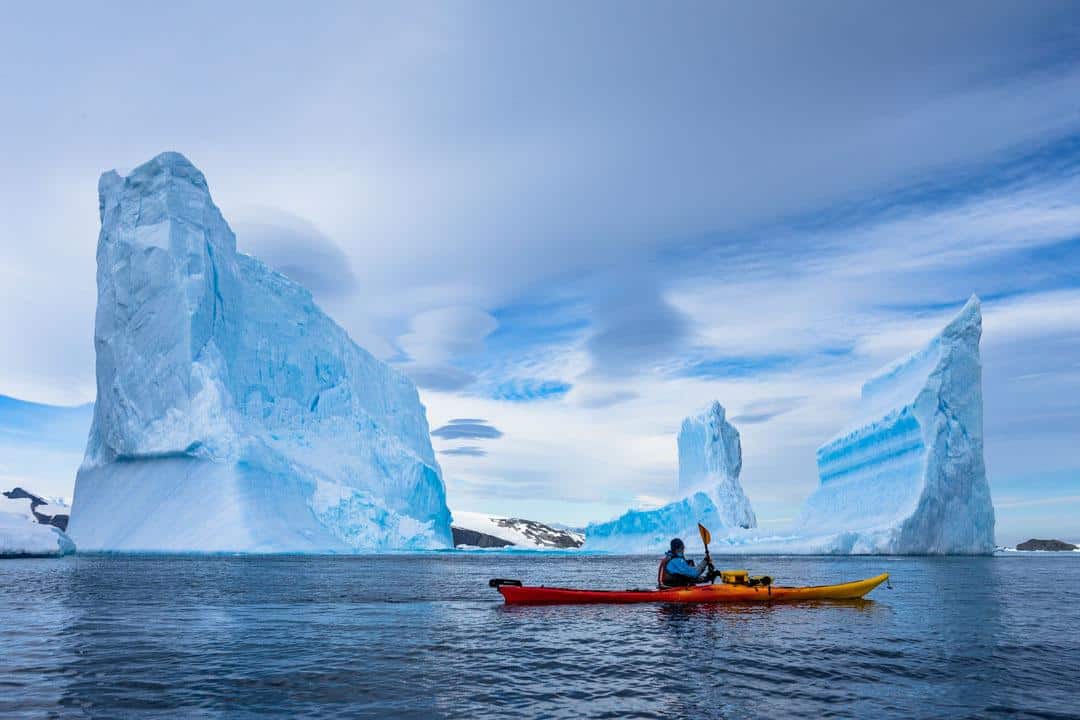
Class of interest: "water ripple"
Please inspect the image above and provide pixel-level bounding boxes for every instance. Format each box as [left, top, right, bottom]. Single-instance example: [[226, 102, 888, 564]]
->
[[1, 554, 1077, 718]]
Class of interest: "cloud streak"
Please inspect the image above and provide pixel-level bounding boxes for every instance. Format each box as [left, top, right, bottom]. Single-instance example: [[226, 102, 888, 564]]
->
[[439, 446, 487, 457], [431, 419, 503, 440]]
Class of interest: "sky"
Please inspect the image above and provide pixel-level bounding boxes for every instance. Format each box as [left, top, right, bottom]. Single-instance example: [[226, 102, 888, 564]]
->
[[2, 2, 1080, 545]]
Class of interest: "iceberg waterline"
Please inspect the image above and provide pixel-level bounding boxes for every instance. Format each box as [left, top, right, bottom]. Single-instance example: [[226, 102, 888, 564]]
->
[[67, 152, 453, 552]]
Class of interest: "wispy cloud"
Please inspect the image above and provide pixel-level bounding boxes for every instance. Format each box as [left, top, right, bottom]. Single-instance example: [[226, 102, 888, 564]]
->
[[490, 379, 572, 402], [731, 396, 807, 425], [994, 495, 1080, 510], [234, 209, 358, 300], [430, 419, 503, 440], [439, 446, 487, 457], [574, 389, 639, 409]]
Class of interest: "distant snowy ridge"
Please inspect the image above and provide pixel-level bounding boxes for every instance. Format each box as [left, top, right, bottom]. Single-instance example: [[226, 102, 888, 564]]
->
[[1, 489, 74, 557], [452, 511, 584, 549], [68, 152, 452, 553], [2, 487, 69, 531], [584, 402, 756, 553]]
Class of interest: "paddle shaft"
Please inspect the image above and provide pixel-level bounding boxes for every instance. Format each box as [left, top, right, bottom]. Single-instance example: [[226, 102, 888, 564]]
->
[[698, 523, 715, 581]]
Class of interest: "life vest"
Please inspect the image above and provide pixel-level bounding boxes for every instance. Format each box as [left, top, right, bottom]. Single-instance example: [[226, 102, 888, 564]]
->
[[657, 556, 671, 588], [657, 555, 695, 588]]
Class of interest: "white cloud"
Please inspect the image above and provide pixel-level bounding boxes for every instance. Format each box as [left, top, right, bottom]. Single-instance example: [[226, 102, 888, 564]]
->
[[398, 306, 497, 365]]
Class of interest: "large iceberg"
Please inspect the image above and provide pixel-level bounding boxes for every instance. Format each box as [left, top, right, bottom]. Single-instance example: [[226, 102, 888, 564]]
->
[[67, 152, 452, 552], [584, 402, 756, 553], [793, 296, 994, 554]]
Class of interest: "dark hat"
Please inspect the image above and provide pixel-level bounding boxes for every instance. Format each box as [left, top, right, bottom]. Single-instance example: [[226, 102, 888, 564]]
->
[[670, 538, 685, 553]]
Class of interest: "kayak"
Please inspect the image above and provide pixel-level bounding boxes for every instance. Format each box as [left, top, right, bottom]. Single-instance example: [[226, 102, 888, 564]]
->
[[491, 572, 890, 606]]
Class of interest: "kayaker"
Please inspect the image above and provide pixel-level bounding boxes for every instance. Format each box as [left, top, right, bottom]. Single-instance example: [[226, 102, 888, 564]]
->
[[658, 538, 715, 587]]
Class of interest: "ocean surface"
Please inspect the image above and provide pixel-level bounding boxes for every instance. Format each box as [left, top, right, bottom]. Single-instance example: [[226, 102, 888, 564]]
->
[[1, 554, 1077, 719]]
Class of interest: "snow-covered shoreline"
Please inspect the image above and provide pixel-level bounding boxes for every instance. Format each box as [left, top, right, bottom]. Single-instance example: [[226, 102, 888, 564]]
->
[[0, 510, 76, 557], [452, 511, 584, 549]]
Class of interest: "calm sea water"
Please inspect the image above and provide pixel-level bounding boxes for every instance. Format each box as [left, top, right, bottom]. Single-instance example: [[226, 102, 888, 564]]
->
[[1, 554, 1077, 719]]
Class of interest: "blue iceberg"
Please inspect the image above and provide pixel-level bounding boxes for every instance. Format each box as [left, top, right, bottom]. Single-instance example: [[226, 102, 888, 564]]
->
[[584, 402, 756, 553], [67, 153, 452, 552], [794, 296, 994, 554]]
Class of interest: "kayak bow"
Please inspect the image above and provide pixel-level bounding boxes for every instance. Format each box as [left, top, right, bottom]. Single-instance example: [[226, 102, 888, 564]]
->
[[491, 573, 889, 606]]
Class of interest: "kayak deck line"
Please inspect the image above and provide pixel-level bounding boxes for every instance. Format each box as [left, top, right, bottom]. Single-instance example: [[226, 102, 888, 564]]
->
[[492, 572, 890, 605]]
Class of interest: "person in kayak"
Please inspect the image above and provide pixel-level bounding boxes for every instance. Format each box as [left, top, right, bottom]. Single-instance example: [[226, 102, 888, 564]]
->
[[658, 538, 715, 587]]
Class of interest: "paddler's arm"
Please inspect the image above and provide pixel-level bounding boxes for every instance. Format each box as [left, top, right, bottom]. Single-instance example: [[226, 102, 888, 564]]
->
[[665, 556, 708, 579]]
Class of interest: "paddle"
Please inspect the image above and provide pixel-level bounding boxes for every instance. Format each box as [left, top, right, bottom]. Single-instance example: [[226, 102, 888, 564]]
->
[[698, 523, 715, 583]]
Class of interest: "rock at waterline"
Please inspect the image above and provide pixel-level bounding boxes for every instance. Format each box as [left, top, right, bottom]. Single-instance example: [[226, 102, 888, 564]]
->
[[452, 512, 584, 549], [3, 487, 69, 531], [451, 526, 514, 548], [1, 488, 75, 557], [1016, 539, 1077, 552]]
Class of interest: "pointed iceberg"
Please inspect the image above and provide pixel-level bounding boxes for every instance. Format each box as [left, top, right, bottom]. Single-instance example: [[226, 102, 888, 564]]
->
[[677, 401, 756, 530], [797, 296, 994, 554], [584, 402, 756, 552], [68, 152, 453, 552]]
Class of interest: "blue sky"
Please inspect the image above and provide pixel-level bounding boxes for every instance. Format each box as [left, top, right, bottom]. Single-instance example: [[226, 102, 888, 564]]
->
[[2, 2, 1080, 543]]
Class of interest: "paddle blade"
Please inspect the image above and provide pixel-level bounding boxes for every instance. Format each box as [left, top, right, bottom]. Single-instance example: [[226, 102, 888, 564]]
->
[[698, 523, 712, 546]]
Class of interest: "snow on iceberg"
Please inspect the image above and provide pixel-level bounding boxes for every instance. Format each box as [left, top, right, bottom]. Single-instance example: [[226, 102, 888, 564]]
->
[[795, 296, 994, 554], [584, 402, 755, 553], [67, 152, 452, 552]]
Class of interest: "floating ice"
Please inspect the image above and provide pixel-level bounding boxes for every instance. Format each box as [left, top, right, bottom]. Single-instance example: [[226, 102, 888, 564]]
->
[[584, 402, 756, 553], [793, 296, 994, 554], [67, 153, 452, 552]]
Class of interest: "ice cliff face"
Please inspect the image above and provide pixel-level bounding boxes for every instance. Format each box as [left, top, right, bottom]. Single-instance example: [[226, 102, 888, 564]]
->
[[797, 296, 994, 554], [67, 152, 452, 552], [584, 402, 755, 553]]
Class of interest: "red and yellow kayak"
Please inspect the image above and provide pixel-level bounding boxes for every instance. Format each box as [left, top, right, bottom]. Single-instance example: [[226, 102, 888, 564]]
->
[[492, 573, 889, 606]]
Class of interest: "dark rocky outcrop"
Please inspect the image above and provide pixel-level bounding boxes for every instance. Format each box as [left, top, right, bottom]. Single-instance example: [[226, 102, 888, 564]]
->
[[1016, 538, 1077, 551], [452, 526, 514, 548], [3, 487, 69, 531], [494, 518, 583, 548]]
